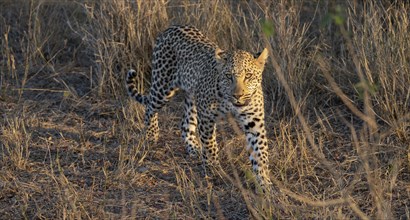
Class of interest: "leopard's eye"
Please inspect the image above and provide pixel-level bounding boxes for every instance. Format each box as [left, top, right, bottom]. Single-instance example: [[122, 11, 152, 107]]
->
[[245, 73, 252, 79]]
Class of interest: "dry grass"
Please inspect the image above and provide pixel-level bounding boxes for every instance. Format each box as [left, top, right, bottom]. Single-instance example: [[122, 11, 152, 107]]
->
[[1, 0, 409, 219]]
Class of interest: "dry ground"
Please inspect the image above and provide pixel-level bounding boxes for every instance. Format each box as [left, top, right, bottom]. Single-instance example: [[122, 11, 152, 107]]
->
[[1, 0, 409, 219]]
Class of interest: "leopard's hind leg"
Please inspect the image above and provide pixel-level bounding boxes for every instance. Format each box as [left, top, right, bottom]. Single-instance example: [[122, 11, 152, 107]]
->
[[126, 48, 178, 143]]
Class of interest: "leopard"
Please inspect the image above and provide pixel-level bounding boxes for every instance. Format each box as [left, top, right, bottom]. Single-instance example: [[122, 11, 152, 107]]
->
[[126, 25, 271, 188]]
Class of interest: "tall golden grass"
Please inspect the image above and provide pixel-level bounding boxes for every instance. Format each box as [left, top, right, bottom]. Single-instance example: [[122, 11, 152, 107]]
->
[[0, 0, 408, 219]]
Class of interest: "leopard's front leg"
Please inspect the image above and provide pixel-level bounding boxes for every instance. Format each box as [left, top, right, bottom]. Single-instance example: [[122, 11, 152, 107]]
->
[[237, 107, 271, 189]]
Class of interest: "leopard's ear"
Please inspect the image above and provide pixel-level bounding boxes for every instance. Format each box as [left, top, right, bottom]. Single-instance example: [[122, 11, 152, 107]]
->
[[255, 48, 268, 69], [215, 48, 227, 64], [215, 48, 227, 71]]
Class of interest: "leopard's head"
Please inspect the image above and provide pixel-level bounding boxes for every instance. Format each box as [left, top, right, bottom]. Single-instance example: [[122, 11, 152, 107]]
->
[[216, 48, 268, 107]]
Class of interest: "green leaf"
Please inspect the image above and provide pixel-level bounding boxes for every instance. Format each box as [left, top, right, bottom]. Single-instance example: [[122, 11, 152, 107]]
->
[[332, 14, 345, 26], [260, 19, 275, 37], [355, 80, 378, 100], [63, 90, 70, 98], [331, 5, 345, 26], [322, 5, 346, 27]]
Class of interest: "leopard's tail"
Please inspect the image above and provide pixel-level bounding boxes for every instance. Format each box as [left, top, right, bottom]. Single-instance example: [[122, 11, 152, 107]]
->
[[126, 69, 148, 105]]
